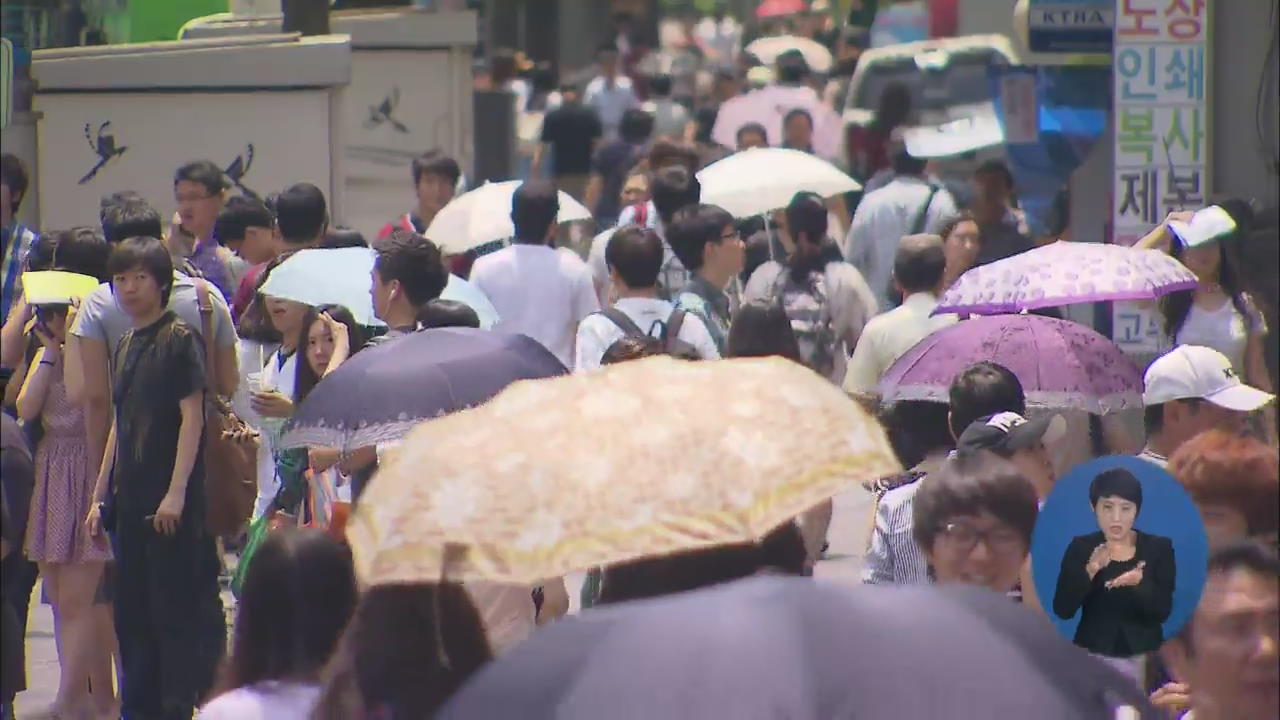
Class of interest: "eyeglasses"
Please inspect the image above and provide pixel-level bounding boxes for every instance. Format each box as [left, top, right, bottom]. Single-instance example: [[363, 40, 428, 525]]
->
[[938, 521, 1025, 554]]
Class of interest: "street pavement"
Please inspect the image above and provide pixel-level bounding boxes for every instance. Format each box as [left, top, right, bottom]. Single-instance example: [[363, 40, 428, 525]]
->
[[16, 487, 874, 714]]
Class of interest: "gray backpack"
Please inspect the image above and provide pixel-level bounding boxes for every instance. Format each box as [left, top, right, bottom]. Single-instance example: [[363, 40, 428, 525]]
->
[[771, 268, 837, 378], [599, 307, 701, 361]]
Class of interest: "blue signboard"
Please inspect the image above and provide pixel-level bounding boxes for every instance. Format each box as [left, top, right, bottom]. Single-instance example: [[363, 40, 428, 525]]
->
[[1027, 0, 1114, 54]]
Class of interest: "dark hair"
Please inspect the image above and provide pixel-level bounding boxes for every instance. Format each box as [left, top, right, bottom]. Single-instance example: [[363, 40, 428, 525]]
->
[[894, 235, 947, 294], [1177, 541, 1280, 649], [510, 180, 559, 243], [913, 450, 1038, 553], [735, 122, 769, 146], [872, 82, 913, 134], [0, 153, 29, 213], [25, 230, 59, 272], [785, 191, 828, 246], [727, 301, 802, 364], [881, 400, 955, 469], [173, 159, 229, 196], [775, 49, 810, 84], [598, 521, 807, 605], [619, 108, 655, 144], [275, 183, 328, 244], [1088, 467, 1144, 512], [605, 226, 664, 289], [974, 159, 1015, 189], [1170, 429, 1280, 537], [1160, 235, 1250, 341], [649, 74, 673, 97], [320, 227, 369, 249], [937, 211, 978, 244], [106, 236, 175, 306], [315, 583, 493, 719], [373, 228, 449, 307], [948, 362, 1026, 439], [529, 62, 557, 97], [668, 203, 735, 272], [212, 528, 357, 696], [294, 304, 367, 403], [646, 139, 701, 172], [597, 42, 619, 59], [783, 108, 814, 130], [237, 257, 285, 344], [50, 227, 110, 282], [417, 299, 481, 330], [892, 149, 929, 176], [601, 335, 663, 365], [651, 166, 701, 225], [100, 194, 163, 245], [215, 195, 274, 244], [411, 151, 462, 188]]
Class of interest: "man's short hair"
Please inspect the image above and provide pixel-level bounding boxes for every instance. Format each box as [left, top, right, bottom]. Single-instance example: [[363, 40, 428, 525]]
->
[[107, 236, 175, 306], [620, 109, 656, 144], [975, 159, 1015, 189], [411, 150, 462, 188], [948, 362, 1027, 438], [1089, 468, 1143, 511], [1170, 429, 1280, 537], [275, 183, 328, 244], [649, 74, 673, 97], [418, 298, 480, 329], [510, 180, 559, 243], [215, 195, 274, 245], [50, 227, 110, 282], [892, 149, 929, 177], [785, 191, 827, 245], [173, 159, 230, 196], [605, 227, 664, 289], [320, 227, 369, 249], [775, 50, 810, 84], [894, 234, 947, 294], [651, 166, 701, 224], [597, 43, 619, 59], [0, 153, 29, 214], [372, 228, 448, 307], [1177, 540, 1280, 647], [783, 108, 813, 129], [912, 450, 1039, 553], [735, 122, 769, 146], [100, 194, 163, 245], [668, 203, 735, 272], [646, 139, 700, 172]]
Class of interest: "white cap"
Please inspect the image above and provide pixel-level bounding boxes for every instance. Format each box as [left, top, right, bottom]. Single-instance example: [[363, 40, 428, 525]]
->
[[1143, 345, 1275, 412]]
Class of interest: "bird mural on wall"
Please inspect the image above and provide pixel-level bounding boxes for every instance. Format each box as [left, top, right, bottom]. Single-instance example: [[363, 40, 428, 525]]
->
[[365, 87, 410, 133], [224, 143, 260, 199], [79, 122, 128, 184]]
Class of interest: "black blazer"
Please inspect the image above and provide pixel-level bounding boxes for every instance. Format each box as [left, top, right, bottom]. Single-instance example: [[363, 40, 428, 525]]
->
[[1052, 529, 1176, 657]]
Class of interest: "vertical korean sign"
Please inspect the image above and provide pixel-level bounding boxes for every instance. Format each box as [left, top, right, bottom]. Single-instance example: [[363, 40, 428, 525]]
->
[[1111, 0, 1210, 354]]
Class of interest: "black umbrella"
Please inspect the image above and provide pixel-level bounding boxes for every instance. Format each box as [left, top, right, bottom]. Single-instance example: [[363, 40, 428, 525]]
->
[[440, 577, 1158, 720], [281, 327, 566, 451]]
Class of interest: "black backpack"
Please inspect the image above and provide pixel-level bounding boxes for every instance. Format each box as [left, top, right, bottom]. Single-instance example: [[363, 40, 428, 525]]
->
[[599, 307, 701, 361]]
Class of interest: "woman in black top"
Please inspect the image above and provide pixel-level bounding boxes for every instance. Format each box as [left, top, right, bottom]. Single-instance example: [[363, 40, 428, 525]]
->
[[1053, 468, 1176, 657]]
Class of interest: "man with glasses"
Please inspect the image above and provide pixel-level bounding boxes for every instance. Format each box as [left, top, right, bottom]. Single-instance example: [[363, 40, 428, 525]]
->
[[173, 160, 244, 300], [667, 203, 745, 354]]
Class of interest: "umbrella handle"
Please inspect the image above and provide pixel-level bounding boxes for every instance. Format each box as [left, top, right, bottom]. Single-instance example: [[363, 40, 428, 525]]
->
[[763, 212, 776, 263]]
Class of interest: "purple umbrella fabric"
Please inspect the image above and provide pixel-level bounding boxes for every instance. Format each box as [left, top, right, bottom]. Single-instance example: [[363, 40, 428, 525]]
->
[[879, 314, 1142, 414], [934, 241, 1198, 316]]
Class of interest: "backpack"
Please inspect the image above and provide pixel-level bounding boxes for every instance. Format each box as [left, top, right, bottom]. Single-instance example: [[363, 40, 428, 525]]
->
[[195, 280, 260, 536], [771, 268, 837, 378], [599, 307, 701, 361]]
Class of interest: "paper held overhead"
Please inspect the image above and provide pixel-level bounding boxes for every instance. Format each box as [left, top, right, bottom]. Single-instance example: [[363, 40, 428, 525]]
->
[[900, 102, 1004, 159], [21, 271, 101, 306], [1167, 205, 1236, 248]]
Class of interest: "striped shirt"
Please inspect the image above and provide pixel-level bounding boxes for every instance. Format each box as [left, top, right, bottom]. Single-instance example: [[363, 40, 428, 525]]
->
[[1, 223, 38, 323], [862, 477, 930, 585]]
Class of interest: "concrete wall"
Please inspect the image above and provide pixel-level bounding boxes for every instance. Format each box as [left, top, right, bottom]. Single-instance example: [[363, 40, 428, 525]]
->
[[1209, 0, 1279, 204]]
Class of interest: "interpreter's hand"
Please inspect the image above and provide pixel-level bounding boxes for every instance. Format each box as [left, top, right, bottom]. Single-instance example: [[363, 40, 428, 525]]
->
[[310, 446, 342, 474], [1149, 681, 1192, 717], [85, 504, 106, 544], [1086, 543, 1111, 579], [1105, 561, 1146, 590], [152, 492, 185, 536], [250, 389, 294, 418]]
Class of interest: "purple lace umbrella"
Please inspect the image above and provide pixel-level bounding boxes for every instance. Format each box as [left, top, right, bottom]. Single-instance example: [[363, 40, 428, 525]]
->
[[934, 241, 1198, 316], [879, 314, 1143, 414]]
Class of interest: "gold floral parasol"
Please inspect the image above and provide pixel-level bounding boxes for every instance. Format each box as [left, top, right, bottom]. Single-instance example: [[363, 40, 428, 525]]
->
[[348, 356, 900, 586]]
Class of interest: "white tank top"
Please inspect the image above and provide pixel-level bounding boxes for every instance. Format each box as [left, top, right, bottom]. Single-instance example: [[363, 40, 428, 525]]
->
[[1173, 298, 1256, 374]]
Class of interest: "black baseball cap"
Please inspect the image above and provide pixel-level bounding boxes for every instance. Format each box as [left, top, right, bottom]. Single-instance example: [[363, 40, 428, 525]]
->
[[957, 412, 1066, 457]]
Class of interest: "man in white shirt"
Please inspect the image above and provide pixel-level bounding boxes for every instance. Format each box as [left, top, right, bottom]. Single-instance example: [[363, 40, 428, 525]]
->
[[846, 149, 958, 311], [584, 44, 639, 140], [470, 180, 599, 369], [575, 226, 719, 372], [1138, 345, 1275, 467], [844, 233, 957, 402]]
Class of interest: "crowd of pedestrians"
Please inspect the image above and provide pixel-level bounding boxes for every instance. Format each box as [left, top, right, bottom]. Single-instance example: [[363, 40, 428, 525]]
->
[[0, 6, 1276, 720]]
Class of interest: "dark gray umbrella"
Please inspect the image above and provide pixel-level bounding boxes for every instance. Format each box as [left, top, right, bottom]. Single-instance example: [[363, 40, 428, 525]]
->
[[281, 327, 566, 451], [440, 577, 1158, 720]]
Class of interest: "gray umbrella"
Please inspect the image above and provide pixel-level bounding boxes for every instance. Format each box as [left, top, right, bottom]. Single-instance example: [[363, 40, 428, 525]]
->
[[440, 577, 1158, 720]]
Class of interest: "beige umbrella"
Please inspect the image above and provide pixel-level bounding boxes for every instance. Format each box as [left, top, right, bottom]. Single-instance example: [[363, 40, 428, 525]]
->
[[349, 356, 899, 586]]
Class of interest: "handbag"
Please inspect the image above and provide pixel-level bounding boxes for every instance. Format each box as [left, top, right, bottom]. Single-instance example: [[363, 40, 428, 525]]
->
[[304, 468, 350, 543], [196, 280, 260, 536]]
